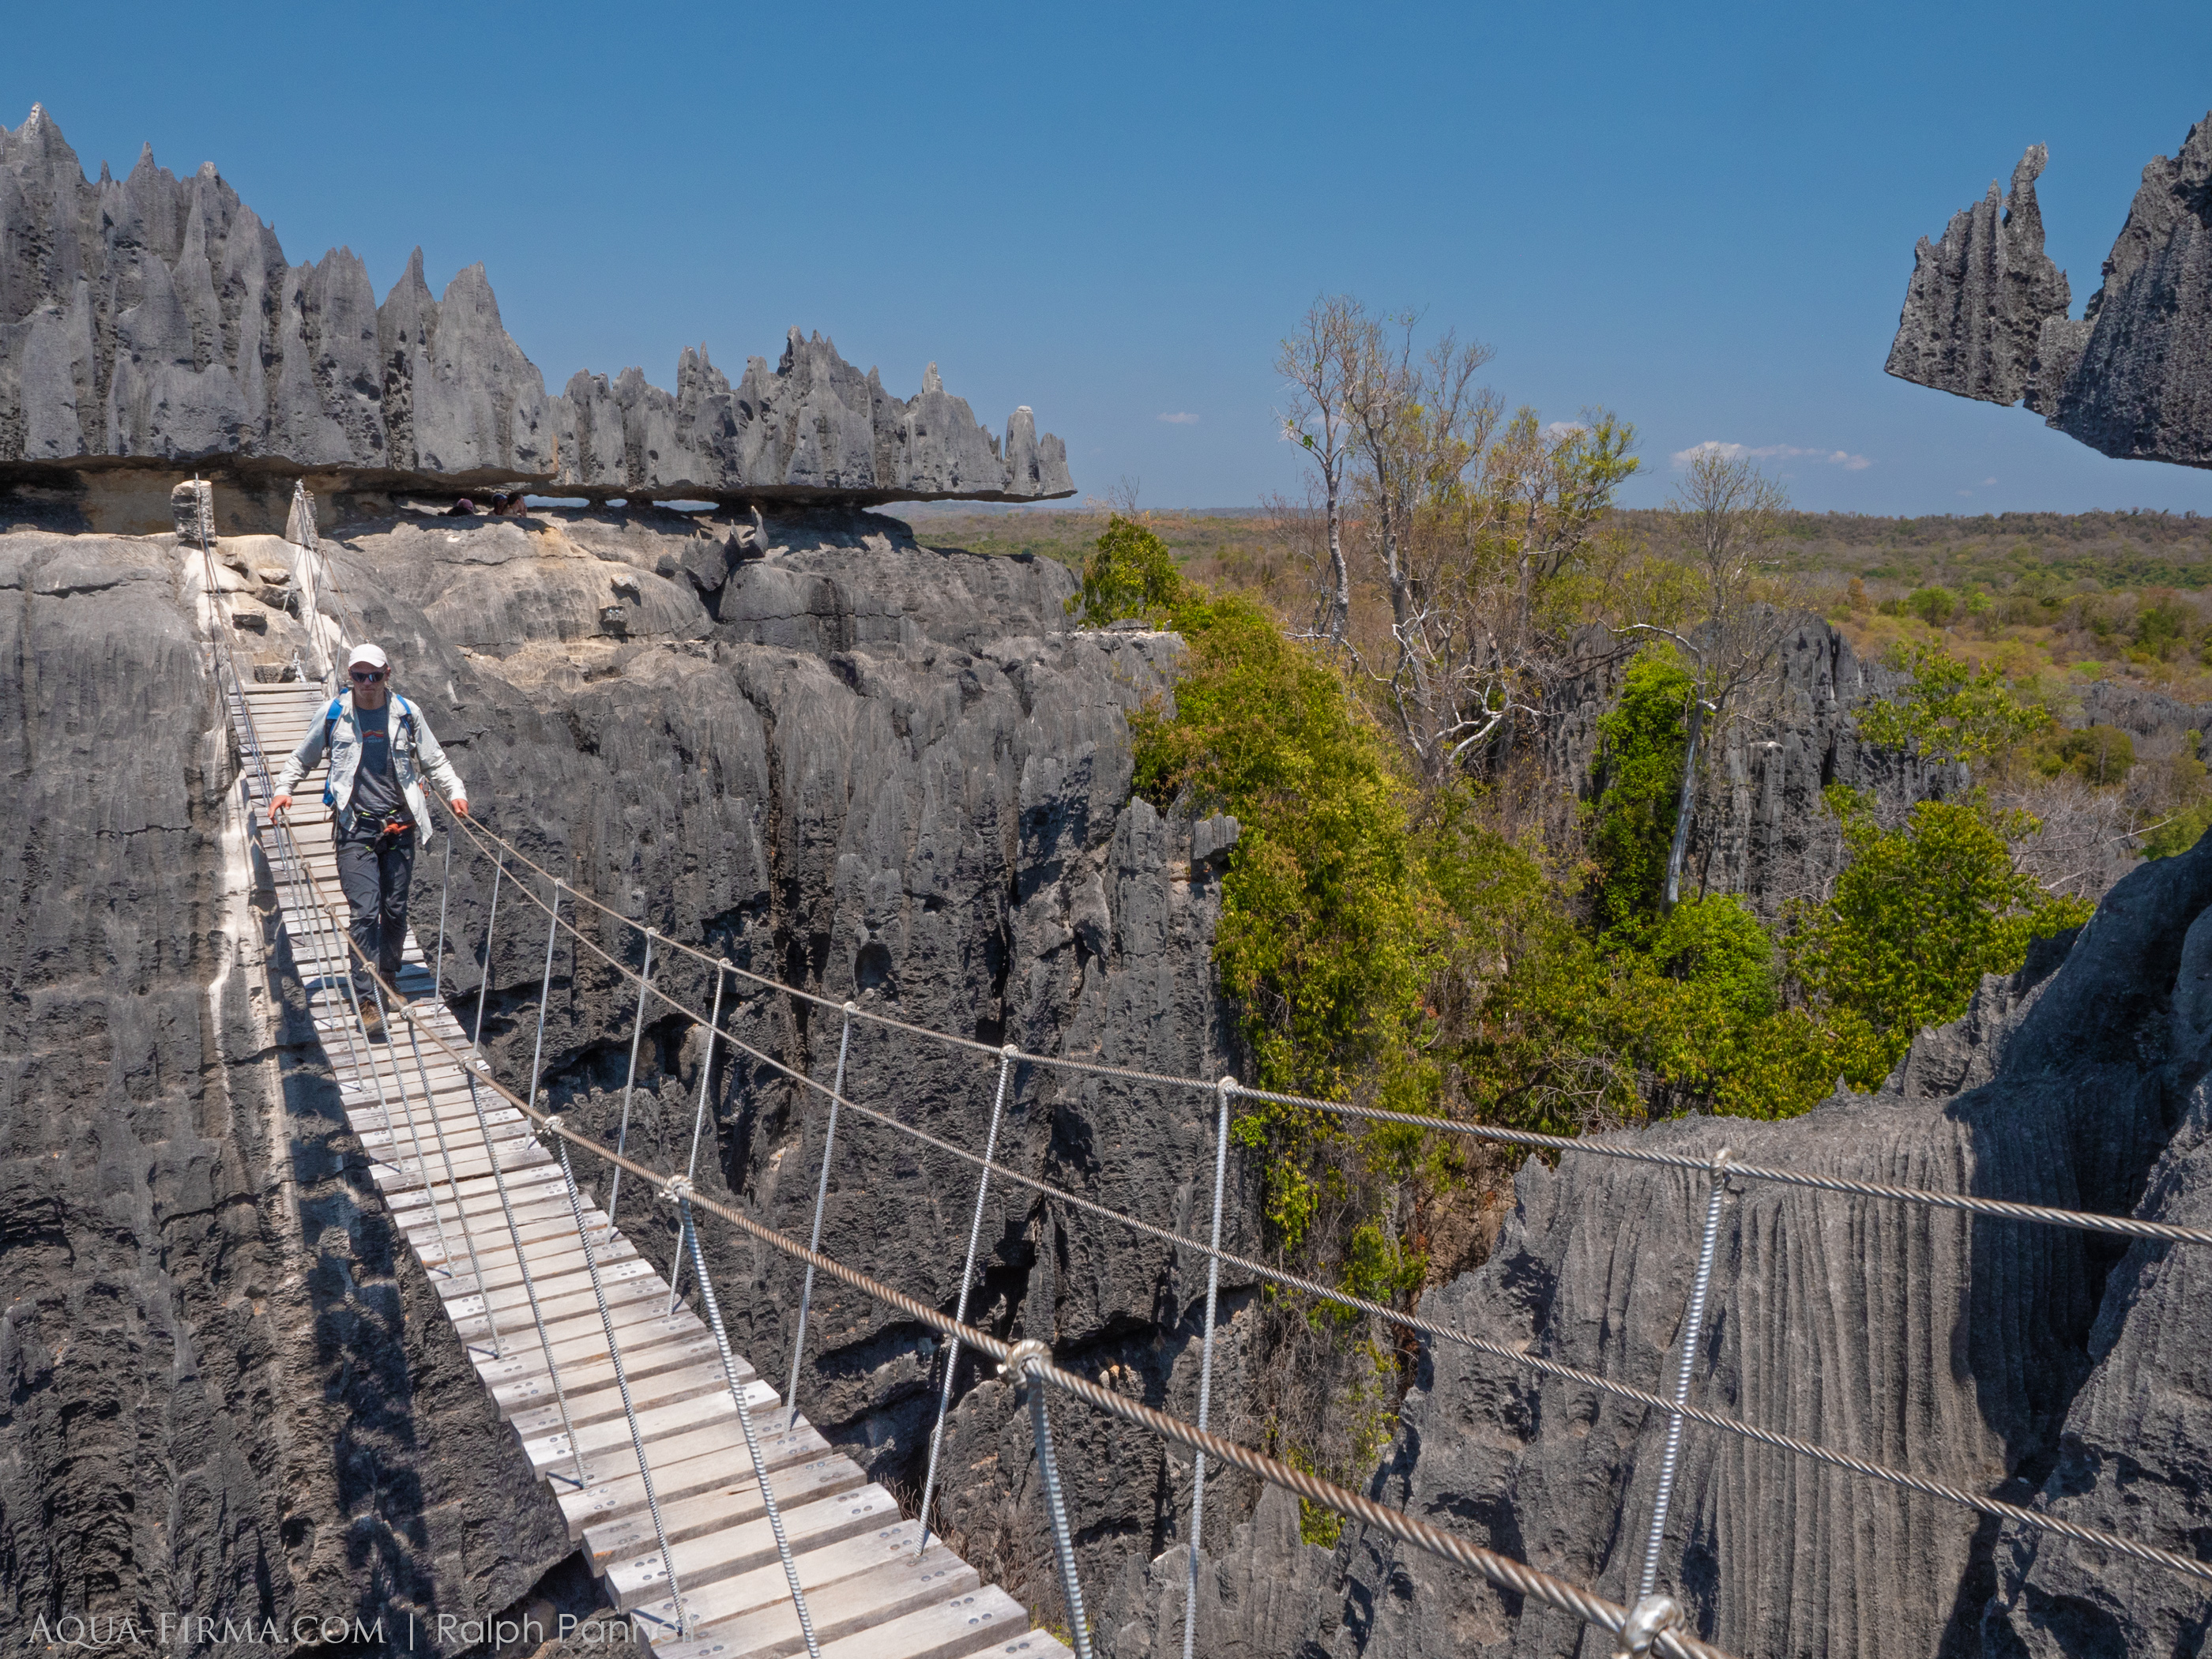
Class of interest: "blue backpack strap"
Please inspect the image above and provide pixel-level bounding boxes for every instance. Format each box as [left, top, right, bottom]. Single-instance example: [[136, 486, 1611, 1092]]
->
[[323, 695, 345, 749]]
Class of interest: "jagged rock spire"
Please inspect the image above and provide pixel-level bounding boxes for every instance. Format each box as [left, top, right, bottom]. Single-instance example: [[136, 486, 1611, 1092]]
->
[[0, 107, 1074, 503], [1888, 115, 2212, 470]]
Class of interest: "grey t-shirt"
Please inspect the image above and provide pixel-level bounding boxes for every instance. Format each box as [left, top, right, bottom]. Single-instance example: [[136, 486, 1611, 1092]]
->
[[351, 702, 406, 819]]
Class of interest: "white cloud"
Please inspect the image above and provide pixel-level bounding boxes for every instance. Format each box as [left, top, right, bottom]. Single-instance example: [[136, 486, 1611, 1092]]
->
[[1982, 476, 1997, 487], [1671, 440, 1872, 472], [1544, 419, 1589, 439], [1157, 411, 1200, 425]]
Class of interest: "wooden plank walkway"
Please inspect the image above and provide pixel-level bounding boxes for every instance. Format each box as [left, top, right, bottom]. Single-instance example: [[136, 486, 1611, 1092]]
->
[[225, 678, 1071, 1659]]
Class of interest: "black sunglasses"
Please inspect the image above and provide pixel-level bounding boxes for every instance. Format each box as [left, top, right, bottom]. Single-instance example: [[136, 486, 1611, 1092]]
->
[[350, 670, 386, 682]]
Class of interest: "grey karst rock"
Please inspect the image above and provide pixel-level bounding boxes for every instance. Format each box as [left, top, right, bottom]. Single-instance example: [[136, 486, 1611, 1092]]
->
[[1890, 114, 2212, 469], [0, 502, 1246, 1642], [1546, 616, 1960, 923], [0, 107, 1074, 530], [0, 529, 578, 1639], [1886, 145, 2071, 408]]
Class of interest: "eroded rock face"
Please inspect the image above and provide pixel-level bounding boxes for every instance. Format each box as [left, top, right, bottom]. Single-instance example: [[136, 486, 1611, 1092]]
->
[[0, 531, 578, 1638], [1885, 145, 2073, 410], [1887, 115, 2212, 470], [1547, 618, 1958, 921], [0, 505, 1247, 1638], [0, 105, 1074, 529], [1107, 843, 2212, 1657]]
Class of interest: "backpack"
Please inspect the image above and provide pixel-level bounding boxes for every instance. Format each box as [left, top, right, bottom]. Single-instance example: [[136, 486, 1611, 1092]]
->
[[324, 694, 420, 755]]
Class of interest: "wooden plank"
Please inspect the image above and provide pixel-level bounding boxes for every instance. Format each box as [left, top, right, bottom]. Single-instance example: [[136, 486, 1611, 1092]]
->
[[370, 1138, 555, 1194], [520, 1378, 779, 1474], [448, 1263, 671, 1338], [449, 1255, 661, 1321], [474, 1311, 709, 1391], [604, 1483, 902, 1610], [633, 1523, 977, 1657], [487, 1329, 724, 1419], [555, 1420, 829, 1538], [507, 1352, 745, 1439], [469, 1301, 712, 1382], [429, 1236, 641, 1298], [555, 1416, 822, 1527], [584, 1454, 866, 1569], [807, 1586, 1055, 1659]]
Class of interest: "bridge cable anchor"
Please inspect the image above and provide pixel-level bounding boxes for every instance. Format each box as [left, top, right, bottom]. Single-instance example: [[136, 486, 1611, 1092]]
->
[[1612, 1593, 1683, 1658]]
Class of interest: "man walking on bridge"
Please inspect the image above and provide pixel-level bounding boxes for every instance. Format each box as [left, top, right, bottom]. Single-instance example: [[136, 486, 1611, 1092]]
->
[[270, 643, 469, 1036]]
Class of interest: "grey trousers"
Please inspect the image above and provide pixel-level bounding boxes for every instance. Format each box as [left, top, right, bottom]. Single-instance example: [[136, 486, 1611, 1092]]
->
[[336, 822, 416, 997]]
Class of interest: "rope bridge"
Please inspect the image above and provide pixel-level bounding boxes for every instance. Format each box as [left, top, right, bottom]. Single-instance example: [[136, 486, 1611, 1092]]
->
[[190, 490, 2212, 1658]]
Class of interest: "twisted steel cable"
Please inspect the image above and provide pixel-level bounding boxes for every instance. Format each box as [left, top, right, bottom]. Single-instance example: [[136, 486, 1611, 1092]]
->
[[444, 814, 2212, 1251]]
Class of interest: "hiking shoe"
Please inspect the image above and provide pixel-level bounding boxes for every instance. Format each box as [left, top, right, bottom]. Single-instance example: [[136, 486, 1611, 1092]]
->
[[357, 1000, 386, 1040]]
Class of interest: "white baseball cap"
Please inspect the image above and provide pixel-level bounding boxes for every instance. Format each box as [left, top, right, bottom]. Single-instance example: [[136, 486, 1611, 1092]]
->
[[347, 642, 389, 671]]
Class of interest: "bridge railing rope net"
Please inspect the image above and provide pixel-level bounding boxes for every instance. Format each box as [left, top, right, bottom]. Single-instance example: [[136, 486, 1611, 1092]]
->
[[433, 810, 2212, 1581], [201, 513, 2212, 1654]]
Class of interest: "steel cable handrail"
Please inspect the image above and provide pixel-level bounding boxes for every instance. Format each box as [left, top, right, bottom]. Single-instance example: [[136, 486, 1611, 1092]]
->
[[442, 813, 2212, 1252], [293, 919, 1737, 1659], [380, 838, 2212, 1593]]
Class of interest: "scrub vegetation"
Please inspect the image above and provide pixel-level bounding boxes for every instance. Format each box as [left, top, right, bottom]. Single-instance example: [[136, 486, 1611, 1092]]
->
[[1042, 298, 2209, 1522]]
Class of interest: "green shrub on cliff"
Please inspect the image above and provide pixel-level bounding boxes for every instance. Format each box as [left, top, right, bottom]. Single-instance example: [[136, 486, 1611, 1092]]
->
[[1122, 527, 2100, 1257], [1788, 787, 2092, 1086], [1132, 585, 1434, 1246], [1587, 649, 1695, 928], [1067, 514, 1185, 624]]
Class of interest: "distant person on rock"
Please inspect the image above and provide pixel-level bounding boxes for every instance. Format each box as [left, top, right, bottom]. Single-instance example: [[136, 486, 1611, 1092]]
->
[[445, 496, 477, 516], [269, 643, 469, 1036]]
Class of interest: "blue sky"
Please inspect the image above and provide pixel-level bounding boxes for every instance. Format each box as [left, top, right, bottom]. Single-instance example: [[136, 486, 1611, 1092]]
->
[[10, 1, 2212, 514]]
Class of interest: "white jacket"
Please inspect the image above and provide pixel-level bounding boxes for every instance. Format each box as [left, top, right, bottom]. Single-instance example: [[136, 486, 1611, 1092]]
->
[[274, 691, 468, 844]]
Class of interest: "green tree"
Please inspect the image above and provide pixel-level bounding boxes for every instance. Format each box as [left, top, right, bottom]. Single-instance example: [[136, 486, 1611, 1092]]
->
[[1588, 649, 1694, 928], [2135, 591, 2190, 659], [1856, 641, 2049, 766], [1788, 787, 2091, 1087], [1625, 446, 1799, 909], [1132, 588, 1432, 1245], [1908, 586, 1958, 626], [2040, 723, 2135, 787], [1067, 514, 1184, 624]]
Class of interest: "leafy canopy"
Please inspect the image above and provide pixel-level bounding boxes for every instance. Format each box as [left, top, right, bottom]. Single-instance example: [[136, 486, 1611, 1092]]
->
[[1587, 649, 1693, 928], [1855, 640, 2050, 765], [1788, 787, 2091, 1086]]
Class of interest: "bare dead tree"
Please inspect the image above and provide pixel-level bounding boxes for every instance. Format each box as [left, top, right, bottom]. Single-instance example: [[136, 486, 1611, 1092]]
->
[[1335, 384, 1638, 782], [1277, 296, 1364, 647]]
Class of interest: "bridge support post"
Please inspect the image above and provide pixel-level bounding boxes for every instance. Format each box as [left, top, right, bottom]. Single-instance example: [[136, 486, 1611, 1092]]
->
[[677, 1183, 822, 1659], [1006, 1339, 1093, 1659], [1182, 1075, 1237, 1659], [669, 961, 728, 1314], [469, 852, 506, 1051], [554, 1126, 688, 1639], [602, 929, 656, 1256], [784, 1001, 855, 1431], [1633, 1149, 1732, 1604], [918, 1043, 1018, 1557], [398, 1006, 502, 1357]]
